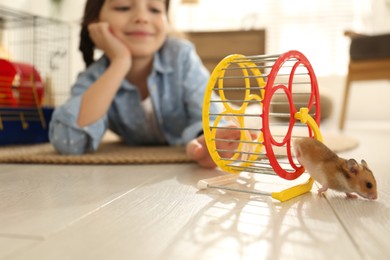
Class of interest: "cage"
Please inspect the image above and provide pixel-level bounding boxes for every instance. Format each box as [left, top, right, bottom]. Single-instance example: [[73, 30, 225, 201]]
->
[[0, 5, 71, 145]]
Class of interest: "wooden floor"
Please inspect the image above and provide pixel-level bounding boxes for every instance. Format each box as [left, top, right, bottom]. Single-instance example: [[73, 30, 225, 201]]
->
[[0, 120, 389, 260]]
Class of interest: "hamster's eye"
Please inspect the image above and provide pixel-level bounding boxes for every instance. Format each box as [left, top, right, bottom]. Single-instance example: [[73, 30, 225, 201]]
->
[[366, 182, 373, 189]]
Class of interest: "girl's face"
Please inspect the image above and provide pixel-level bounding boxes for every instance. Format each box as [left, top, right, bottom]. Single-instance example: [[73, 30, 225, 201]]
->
[[99, 0, 168, 59]]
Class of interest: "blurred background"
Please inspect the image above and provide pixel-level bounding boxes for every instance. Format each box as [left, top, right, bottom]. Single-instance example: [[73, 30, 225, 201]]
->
[[1, 0, 389, 125]]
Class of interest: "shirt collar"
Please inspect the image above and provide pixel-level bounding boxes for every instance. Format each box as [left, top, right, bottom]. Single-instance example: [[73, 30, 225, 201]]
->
[[153, 41, 174, 74]]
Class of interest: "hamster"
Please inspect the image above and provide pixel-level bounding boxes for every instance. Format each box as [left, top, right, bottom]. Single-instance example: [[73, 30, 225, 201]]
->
[[293, 137, 377, 200]]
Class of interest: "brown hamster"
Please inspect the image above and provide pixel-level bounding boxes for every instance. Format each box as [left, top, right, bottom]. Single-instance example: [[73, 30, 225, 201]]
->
[[293, 137, 377, 200]]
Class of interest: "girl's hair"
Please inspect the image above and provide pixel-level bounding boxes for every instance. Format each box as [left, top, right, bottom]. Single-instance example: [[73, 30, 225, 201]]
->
[[79, 0, 170, 67]]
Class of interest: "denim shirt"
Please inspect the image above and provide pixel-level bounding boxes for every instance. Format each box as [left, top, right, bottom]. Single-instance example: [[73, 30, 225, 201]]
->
[[49, 37, 214, 155]]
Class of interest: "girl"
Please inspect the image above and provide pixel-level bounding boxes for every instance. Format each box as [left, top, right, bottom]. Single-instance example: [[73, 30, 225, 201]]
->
[[49, 0, 238, 168]]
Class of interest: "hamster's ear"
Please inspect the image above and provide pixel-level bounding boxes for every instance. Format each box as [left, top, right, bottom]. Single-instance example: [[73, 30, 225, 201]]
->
[[347, 159, 359, 175], [361, 159, 368, 167]]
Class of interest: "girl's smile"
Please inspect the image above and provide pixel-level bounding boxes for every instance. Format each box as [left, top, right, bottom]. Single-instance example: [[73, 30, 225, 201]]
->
[[127, 30, 154, 36]]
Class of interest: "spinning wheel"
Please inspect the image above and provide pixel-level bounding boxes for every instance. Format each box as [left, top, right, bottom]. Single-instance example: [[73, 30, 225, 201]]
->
[[201, 50, 323, 201]]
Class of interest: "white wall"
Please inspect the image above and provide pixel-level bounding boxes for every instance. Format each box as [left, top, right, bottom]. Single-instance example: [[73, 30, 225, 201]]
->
[[0, 0, 84, 21]]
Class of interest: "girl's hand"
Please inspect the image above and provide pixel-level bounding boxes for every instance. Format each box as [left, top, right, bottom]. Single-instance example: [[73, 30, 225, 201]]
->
[[186, 134, 216, 169], [88, 22, 131, 68], [186, 127, 256, 168], [77, 22, 133, 127]]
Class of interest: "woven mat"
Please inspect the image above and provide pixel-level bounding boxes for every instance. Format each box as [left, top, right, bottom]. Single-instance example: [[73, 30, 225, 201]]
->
[[0, 133, 358, 165], [0, 141, 192, 164], [322, 133, 359, 153]]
